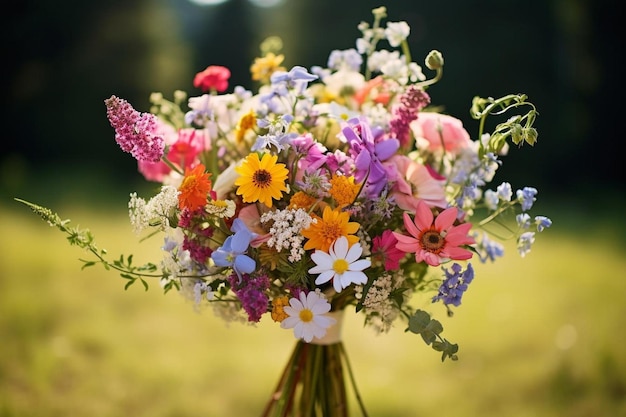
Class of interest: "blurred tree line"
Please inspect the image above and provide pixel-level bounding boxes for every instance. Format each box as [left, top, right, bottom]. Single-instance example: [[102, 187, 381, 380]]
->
[[2, 0, 622, 207]]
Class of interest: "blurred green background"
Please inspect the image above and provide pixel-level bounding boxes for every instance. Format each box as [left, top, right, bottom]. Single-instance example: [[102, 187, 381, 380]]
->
[[1, 0, 624, 416]]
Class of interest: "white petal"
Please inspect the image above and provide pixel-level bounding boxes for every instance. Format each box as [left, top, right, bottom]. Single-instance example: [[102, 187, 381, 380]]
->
[[281, 316, 299, 329], [310, 250, 333, 269], [315, 270, 335, 286], [333, 275, 344, 292], [348, 259, 371, 272], [310, 300, 332, 315], [341, 271, 368, 287], [344, 242, 364, 263], [313, 315, 336, 328], [332, 236, 349, 258]]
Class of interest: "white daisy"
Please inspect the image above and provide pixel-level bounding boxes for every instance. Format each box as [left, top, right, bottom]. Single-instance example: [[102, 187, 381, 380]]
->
[[308, 236, 371, 293], [281, 291, 336, 343]]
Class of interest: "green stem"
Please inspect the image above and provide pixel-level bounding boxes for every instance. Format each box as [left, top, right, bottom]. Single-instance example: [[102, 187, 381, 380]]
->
[[339, 342, 369, 417]]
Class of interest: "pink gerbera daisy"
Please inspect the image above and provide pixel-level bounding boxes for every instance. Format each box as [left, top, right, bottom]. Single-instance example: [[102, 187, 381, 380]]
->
[[393, 201, 475, 267]]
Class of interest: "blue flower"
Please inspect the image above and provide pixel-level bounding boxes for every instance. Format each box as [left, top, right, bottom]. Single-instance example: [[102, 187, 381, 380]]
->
[[516, 213, 531, 229], [476, 233, 504, 263], [517, 232, 536, 257], [211, 219, 256, 281], [534, 216, 552, 232], [432, 263, 474, 307], [516, 187, 538, 211]]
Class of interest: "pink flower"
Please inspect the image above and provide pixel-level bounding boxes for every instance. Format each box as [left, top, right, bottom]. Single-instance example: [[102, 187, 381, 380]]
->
[[193, 65, 231, 93], [393, 201, 475, 267], [371, 230, 405, 271], [104, 95, 165, 163], [138, 128, 210, 182], [388, 155, 447, 210], [410, 112, 472, 155]]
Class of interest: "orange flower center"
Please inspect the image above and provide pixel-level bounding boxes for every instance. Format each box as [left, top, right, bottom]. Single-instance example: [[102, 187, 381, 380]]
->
[[321, 223, 342, 245], [421, 230, 445, 253]]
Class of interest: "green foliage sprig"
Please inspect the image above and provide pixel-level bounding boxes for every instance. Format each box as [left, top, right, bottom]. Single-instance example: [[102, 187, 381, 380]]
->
[[408, 309, 459, 362], [15, 198, 161, 291], [470, 94, 539, 157]]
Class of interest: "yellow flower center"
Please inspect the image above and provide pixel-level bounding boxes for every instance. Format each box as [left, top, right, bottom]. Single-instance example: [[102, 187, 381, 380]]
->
[[333, 259, 349, 274], [179, 174, 196, 191], [299, 309, 314, 323], [252, 169, 272, 188]]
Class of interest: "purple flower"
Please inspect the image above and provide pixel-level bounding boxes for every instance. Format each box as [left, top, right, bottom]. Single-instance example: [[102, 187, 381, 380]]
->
[[229, 273, 270, 323], [342, 117, 399, 196], [432, 263, 474, 307], [104, 95, 165, 163]]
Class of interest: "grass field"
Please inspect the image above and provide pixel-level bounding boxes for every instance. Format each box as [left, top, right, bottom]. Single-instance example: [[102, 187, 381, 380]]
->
[[1, 197, 625, 417]]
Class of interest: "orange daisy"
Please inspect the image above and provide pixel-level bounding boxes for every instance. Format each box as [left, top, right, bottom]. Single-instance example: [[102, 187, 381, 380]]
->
[[302, 206, 360, 252], [328, 174, 361, 207], [178, 163, 212, 211]]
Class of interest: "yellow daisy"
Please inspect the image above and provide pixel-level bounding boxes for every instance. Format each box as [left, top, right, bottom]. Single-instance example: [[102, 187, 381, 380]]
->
[[302, 206, 360, 252], [234, 153, 289, 208], [235, 110, 257, 143], [250, 52, 286, 84]]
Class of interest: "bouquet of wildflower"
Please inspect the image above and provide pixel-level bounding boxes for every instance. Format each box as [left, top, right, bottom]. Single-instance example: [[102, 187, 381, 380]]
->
[[18, 6, 551, 417]]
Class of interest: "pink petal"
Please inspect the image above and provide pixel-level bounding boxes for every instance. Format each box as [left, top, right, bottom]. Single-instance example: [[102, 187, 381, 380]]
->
[[402, 212, 421, 238], [393, 232, 419, 252], [442, 246, 474, 261], [444, 223, 475, 246], [434, 207, 457, 230], [414, 201, 434, 230]]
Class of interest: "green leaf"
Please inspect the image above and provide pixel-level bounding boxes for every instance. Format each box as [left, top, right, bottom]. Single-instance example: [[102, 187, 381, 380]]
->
[[432, 338, 459, 362], [418, 318, 443, 345], [408, 310, 431, 334], [80, 261, 96, 270]]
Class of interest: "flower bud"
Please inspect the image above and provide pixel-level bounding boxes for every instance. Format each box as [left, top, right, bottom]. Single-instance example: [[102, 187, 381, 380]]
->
[[425, 50, 444, 70]]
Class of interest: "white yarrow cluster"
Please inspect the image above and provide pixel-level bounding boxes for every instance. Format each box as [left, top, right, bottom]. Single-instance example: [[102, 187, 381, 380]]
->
[[260, 208, 316, 262], [128, 185, 179, 235]]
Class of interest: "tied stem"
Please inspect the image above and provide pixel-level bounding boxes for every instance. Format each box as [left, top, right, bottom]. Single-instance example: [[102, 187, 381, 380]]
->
[[262, 341, 369, 417]]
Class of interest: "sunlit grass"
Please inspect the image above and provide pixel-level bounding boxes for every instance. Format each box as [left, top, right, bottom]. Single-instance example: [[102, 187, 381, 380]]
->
[[1, 201, 625, 417]]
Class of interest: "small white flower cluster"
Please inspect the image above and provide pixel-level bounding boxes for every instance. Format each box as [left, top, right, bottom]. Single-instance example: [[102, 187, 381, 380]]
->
[[260, 208, 316, 262], [160, 230, 192, 282], [205, 199, 236, 218], [355, 272, 405, 333], [128, 185, 179, 235]]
